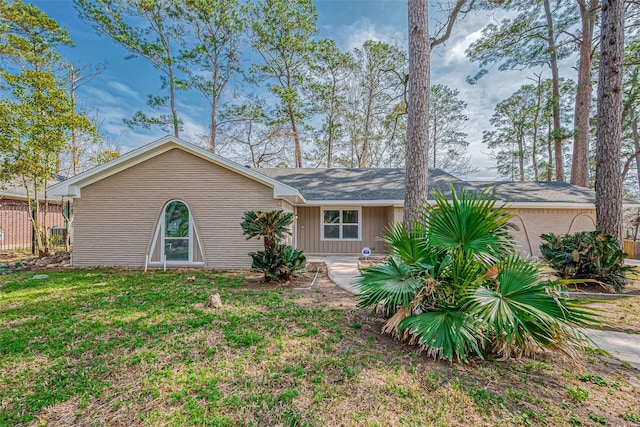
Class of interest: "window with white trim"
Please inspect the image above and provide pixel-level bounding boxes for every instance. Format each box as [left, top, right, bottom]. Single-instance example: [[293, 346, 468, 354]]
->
[[322, 208, 361, 240], [164, 200, 190, 261], [148, 200, 204, 265]]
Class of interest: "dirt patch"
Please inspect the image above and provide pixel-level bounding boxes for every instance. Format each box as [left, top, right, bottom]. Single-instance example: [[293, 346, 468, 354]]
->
[[0, 251, 36, 261], [242, 263, 358, 310], [275, 264, 640, 427]]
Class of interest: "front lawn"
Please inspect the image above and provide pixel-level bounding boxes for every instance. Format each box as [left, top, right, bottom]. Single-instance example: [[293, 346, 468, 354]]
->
[[0, 268, 638, 426]]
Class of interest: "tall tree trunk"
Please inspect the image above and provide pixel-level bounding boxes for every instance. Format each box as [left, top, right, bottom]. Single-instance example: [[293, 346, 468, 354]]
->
[[404, 0, 430, 230], [327, 129, 334, 168], [543, 0, 564, 181], [288, 103, 303, 167], [327, 80, 337, 168], [571, 0, 598, 187], [547, 118, 553, 181], [595, 0, 624, 244], [168, 60, 179, 138], [70, 65, 79, 176], [532, 83, 541, 181], [632, 111, 640, 194], [432, 114, 437, 169], [360, 85, 375, 168], [518, 131, 525, 182], [159, 28, 179, 139], [210, 96, 218, 152]]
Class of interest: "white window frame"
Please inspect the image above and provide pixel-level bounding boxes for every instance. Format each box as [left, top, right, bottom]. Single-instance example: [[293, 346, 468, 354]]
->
[[149, 199, 204, 266], [320, 207, 362, 241]]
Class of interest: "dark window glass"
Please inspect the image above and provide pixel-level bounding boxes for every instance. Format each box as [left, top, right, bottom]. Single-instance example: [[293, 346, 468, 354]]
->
[[324, 224, 340, 239], [165, 238, 189, 261], [343, 210, 358, 224], [324, 210, 339, 224], [343, 225, 358, 239]]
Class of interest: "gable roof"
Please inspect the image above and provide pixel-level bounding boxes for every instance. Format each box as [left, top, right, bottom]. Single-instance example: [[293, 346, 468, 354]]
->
[[47, 135, 304, 202], [258, 168, 466, 204], [47, 135, 639, 209], [257, 167, 624, 208]]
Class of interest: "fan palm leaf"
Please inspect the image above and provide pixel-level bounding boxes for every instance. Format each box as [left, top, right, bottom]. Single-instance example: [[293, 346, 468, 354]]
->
[[464, 256, 597, 354], [422, 186, 514, 263], [357, 256, 424, 315], [380, 222, 430, 265], [398, 309, 482, 361]]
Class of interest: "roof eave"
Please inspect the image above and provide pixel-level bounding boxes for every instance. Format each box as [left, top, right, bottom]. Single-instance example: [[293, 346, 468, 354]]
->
[[301, 199, 405, 206], [295, 200, 612, 209], [46, 136, 302, 201]]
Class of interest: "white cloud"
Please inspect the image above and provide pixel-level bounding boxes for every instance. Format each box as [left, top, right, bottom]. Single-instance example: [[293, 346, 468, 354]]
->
[[106, 81, 143, 101], [332, 18, 406, 51], [440, 29, 483, 66]]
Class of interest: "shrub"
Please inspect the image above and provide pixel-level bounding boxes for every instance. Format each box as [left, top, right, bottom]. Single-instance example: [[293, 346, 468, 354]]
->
[[357, 186, 596, 362], [241, 210, 306, 282], [540, 231, 631, 292], [240, 210, 294, 251], [249, 244, 306, 282]]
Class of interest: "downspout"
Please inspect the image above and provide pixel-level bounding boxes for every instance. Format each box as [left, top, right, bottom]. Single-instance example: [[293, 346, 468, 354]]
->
[[294, 206, 298, 249]]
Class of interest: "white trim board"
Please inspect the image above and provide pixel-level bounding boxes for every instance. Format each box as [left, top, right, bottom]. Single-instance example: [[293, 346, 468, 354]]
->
[[320, 206, 362, 242], [47, 135, 304, 202]]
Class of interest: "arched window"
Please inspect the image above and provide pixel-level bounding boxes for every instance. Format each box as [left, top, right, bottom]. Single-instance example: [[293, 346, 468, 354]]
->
[[164, 200, 190, 261], [148, 200, 204, 265]]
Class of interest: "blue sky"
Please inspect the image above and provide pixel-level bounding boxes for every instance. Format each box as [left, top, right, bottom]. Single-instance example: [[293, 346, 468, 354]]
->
[[32, 0, 567, 179]]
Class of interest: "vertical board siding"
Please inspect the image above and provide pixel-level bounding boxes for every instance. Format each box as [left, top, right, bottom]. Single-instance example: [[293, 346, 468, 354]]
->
[[297, 206, 388, 254], [73, 149, 281, 268], [374, 205, 596, 258], [508, 208, 596, 257]]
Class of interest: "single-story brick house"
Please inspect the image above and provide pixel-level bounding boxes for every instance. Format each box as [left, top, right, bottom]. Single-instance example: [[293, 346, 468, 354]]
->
[[47, 135, 626, 268], [0, 180, 66, 251]]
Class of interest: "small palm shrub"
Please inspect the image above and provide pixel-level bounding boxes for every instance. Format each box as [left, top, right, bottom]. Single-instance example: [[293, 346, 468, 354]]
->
[[241, 210, 306, 281], [357, 187, 595, 362], [250, 244, 306, 282], [540, 231, 631, 292], [241, 210, 294, 251]]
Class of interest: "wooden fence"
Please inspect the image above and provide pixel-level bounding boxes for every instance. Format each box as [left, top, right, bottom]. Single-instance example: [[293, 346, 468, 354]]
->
[[624, 240, 640, 259]]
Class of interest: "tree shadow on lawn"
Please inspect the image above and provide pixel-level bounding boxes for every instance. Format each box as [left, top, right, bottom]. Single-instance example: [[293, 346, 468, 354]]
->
[[0, 268, 639, 426]]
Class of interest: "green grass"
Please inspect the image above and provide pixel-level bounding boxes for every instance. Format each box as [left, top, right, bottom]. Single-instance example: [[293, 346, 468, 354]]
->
[[0, 269, 638, 426]]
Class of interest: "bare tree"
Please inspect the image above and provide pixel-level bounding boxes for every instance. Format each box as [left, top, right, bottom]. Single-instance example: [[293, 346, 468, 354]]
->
[[67, 62, 105, 176]]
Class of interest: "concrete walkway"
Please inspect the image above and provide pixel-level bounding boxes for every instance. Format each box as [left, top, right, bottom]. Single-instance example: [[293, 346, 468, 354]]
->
[[307, 256, 361, 294], [585, 329, 640, 369], [313, 256, 640, 369]]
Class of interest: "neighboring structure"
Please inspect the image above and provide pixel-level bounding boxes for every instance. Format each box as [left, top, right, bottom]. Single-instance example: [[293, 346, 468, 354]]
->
[[0, 180, 66, 252], [47, 136, 626, 268]]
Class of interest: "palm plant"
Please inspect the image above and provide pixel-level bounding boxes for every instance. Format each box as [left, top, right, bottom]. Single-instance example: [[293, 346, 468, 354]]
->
[[240, 210, 294, 252], [357, 187, 596, 361], [241, 210, 305, 282]]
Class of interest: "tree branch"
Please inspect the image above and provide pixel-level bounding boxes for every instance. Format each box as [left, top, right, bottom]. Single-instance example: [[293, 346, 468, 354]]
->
[[431, 0, 475, 48]]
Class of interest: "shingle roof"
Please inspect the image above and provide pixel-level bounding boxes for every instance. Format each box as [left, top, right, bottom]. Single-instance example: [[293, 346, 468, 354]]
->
[[1, 178, 62, 202], [257, 168, 467, 201], [469, 181, 597, 204], [256, 167, 619, 206]]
